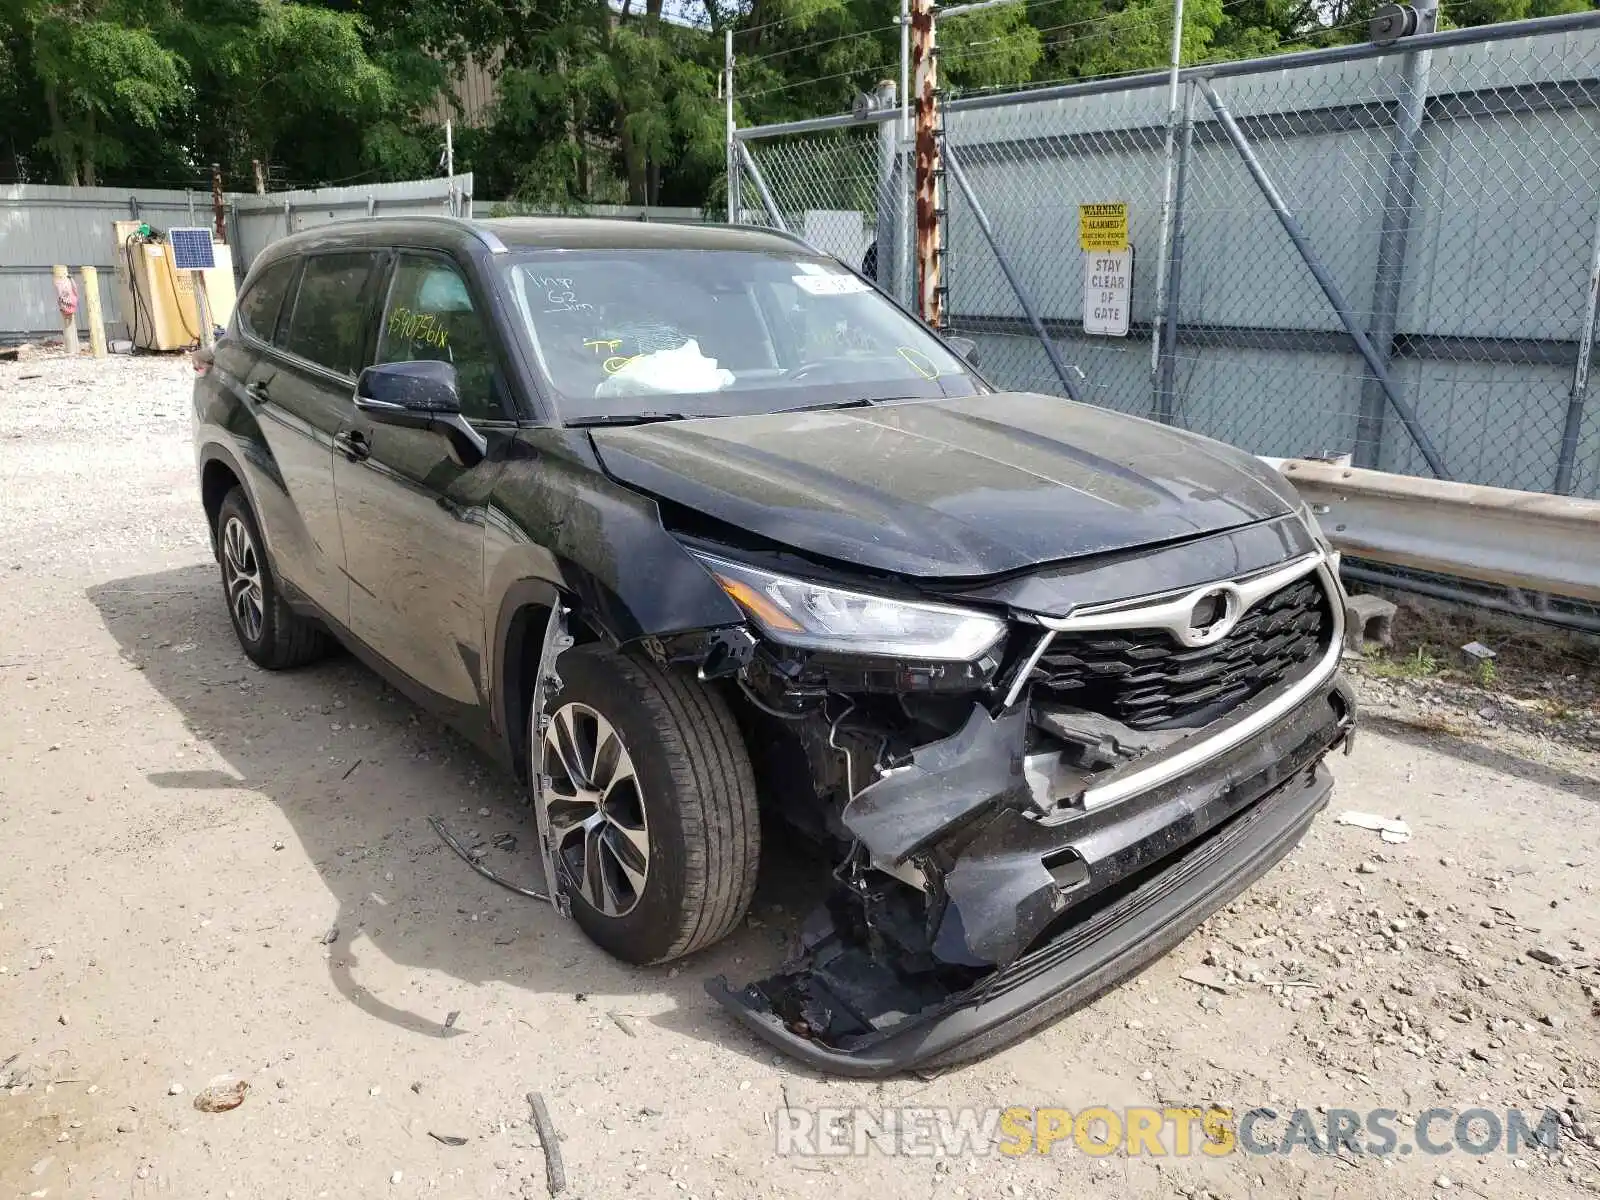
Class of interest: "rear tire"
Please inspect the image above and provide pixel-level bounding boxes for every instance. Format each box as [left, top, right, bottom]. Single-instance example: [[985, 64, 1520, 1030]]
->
[[215, 486, 330, 670], [534, 645, 760, 965]]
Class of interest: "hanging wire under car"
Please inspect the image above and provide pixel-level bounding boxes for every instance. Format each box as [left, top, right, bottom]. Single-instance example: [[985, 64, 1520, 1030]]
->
[[426, 814, 549, 901]]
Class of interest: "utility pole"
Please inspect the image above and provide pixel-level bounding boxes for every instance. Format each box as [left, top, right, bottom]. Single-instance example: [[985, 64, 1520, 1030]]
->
[[910, 0, 941, 328], [898, 0, 912, 307]]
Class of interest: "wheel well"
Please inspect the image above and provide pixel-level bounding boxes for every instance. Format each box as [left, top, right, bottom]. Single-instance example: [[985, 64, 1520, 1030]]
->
[[201, 459, 241, 537], [503, 600, 602, 782]]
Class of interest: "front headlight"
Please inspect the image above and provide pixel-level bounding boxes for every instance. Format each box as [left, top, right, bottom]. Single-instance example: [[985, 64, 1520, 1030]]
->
[[692, 552, 1007, 661]]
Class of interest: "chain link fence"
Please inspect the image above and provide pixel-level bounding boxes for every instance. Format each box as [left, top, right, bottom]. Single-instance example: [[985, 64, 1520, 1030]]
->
[[733, 15, 1600, 503]]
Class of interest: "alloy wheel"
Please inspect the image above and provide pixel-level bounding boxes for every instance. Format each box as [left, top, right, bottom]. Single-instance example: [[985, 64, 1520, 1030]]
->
[[221, 515, 265, 643], [541, 703, 651, 917]]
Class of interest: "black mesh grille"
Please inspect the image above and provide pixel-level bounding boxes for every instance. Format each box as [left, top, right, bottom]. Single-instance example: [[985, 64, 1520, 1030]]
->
[[1030, 575, 1331, 730]]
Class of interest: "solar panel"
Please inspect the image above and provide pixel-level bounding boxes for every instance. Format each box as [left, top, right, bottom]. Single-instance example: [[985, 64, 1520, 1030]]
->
[[167, 227, 217, 271]]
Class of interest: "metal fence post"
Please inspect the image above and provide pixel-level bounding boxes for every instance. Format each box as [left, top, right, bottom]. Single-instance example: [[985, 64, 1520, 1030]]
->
[[945, 146, 1083, 403], [1198, 78, 1451, 479], [1555, 193, 1600, 495], [873, 81, 900, 293], [1149, 0, 1188, 383], [1356, 11, 1435, 469], [734, 141, 791, 235], [1155, 81, 1196, 424], [725, 30, 741, 224]]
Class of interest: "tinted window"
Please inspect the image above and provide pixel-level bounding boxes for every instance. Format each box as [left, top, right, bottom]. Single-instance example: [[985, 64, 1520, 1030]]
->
[[281, 252, 380, 376], [237, 258, 297, 342], [375, 256, 501, 421]]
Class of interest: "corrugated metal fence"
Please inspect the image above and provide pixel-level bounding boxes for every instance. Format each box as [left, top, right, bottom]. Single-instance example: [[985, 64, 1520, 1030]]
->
[[0, 174, 472, 343], [733, 14, 1600, 501]]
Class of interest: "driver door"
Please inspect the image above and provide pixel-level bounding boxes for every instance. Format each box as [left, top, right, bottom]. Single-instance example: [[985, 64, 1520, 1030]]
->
[[332, 251, 510, 721]]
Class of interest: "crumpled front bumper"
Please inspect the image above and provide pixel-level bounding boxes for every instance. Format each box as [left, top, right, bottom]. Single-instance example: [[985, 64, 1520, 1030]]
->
[[709, 671, 1355, 1076]]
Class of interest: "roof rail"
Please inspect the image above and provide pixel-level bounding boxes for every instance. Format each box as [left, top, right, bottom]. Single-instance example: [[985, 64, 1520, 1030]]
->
[[385, 213, 507, 254]]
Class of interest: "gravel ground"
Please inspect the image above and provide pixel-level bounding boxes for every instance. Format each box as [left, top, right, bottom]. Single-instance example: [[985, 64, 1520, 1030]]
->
[[1, 352, 1598, 1199]]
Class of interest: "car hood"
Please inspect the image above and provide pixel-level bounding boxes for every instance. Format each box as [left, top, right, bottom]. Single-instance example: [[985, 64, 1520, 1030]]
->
[[589, 393, 1297, 579]]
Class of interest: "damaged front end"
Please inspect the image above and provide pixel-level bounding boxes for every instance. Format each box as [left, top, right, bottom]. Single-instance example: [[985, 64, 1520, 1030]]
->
[[696, 545, 1356, 1075]]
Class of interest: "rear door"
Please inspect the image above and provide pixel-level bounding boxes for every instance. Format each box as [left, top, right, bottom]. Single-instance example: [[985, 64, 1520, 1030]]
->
[[332, 250, 511, 724], [248, 250, 384, 625]]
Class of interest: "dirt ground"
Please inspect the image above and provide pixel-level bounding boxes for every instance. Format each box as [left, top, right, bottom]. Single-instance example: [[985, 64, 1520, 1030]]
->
[[1, 352, 1597, 1200]]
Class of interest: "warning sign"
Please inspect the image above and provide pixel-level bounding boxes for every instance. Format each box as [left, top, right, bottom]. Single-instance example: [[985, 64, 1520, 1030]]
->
[[1078, 202, 1129, 252], [1083, 248, 1132, 337]]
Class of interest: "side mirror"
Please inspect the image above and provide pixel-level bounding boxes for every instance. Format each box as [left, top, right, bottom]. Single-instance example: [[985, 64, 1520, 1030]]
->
[[946, 335, 979, 367], [354, 360, 487, 465], [357, 359, 462, 414]]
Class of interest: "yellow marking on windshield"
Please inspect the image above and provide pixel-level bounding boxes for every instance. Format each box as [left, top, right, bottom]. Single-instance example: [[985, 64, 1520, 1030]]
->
[[603, 355, 640, 375], [584, 338, 623, 354], [896, 346, 939, 380]]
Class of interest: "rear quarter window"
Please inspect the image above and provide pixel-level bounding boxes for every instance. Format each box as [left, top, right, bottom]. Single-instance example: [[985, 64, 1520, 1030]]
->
[[236, 258, 298, 343]]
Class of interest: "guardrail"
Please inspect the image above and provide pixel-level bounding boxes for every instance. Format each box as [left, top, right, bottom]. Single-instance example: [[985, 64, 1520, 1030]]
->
[[1267, 459, 1600, 606]]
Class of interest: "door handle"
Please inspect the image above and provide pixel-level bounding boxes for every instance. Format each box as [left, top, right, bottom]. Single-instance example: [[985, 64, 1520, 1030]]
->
[[247, 380, 272, 405], [336, 429, 371, 463]]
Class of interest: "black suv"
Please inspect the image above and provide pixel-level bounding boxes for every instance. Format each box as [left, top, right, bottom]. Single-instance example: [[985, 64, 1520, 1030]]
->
[[193, 216, 1355, 1074]]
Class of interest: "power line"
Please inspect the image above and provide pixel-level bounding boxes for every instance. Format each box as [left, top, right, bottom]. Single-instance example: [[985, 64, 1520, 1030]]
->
[[741, 3, 1222, 101], [949, 0, 1258, 63], [947, 10, 1372, 94], [740, 59, 898, 100], [742, 21, 902, 67], [735, 8, 835, 43]]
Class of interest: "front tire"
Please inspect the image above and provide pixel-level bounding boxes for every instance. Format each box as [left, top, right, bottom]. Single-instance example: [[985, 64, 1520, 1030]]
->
[[535, 645, 760, 965], [215, 487, 330, 670]]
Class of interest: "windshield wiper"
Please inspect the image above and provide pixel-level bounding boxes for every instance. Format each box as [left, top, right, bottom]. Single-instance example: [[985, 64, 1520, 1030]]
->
[[566, 412, 689, 427], [772, 397, 880, 414]]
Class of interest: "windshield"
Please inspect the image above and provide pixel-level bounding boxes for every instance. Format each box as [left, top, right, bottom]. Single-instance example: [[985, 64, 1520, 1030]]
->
[[500, 248, 981, 423]]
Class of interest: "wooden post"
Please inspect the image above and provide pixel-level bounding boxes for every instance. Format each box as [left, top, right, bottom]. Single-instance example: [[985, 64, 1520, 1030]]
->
[[911, 0, 942, 328], [252, 159, 266, 195], [51, 265, 79, 356], [79, 266, 107, 358], [211, 162, 226, 243]]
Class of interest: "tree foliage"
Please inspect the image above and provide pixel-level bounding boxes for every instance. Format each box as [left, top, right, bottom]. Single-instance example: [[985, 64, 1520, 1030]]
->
[[1, 0, 1592, 199]]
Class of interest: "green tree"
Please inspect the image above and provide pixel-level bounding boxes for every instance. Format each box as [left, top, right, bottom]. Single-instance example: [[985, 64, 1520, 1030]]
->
[[3, 0, 185, 184]]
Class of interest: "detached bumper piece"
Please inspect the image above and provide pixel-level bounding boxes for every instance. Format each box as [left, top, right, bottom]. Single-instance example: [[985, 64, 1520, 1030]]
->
[[709, 677, 1352, 1077]]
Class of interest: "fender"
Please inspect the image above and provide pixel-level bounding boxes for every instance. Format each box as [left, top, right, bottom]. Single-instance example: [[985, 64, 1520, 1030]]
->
[[194, 356, 285, 560], [490, 577, 562, 780], [197, 439, 265, 553], [483, 430, 746, 777]]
